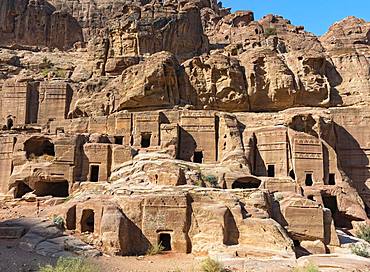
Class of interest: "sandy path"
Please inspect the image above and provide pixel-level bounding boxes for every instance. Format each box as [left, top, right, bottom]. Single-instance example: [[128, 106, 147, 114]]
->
[[0, 238, 201, 272], [92, 253, 201, 272]]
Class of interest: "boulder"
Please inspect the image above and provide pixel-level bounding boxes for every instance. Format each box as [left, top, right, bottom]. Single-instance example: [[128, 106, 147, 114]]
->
[[182, 53, 249, 112]]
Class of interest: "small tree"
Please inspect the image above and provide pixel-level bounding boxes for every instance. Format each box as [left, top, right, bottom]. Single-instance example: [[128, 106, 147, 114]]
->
[[292, 262, 319, 272], [351, 243, 370, 258], [201, 175, 218, 188], [146, 242, 165, 255], [264, 27, 277, 37], [52, 215, 65, 230], [356, 223, 370, 243], [200, 257, 226, 272]]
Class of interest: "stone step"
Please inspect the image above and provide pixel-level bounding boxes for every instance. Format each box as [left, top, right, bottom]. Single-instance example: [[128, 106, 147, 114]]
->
[[0, 226, 25, 239]]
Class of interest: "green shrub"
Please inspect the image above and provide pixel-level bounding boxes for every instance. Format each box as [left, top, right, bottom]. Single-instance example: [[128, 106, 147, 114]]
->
[[39, 257, 99, 272], [264, 27, 277, 37], [292, 263, 319, 272], [52, 215, 65, 229], [356, 223, 370, 243], [200, 257, 226, 272], [351, 243, 370, 258], [193, 179, 204, 187], [41, 68, 52, 77], [41, 68, 66, 78], [42, 57, 54, 69], [146, 242, 165, 255], [201, 175, 218, 188], [55, 69, 66, 78]]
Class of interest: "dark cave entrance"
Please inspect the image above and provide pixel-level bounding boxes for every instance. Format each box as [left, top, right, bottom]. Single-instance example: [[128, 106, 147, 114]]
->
[[328, 173, 336, 185], [114, 136, 124, 145], [6, 116, 13, 130], [141, 133, 151, 148], [158, 233, 172, 251], [322, 195, 339, 226], [267, 165, 275, 177], [90, 165, 100, 182], [232, 179, 261, 189], [34, 181, 69, 197], [66, 206, 76, 230], [15, 181, 32, 198], [24, 137, 55, 159], [305, 173, 313, 186], [81, 209, 95, 233], [193, 151, 203, 163]]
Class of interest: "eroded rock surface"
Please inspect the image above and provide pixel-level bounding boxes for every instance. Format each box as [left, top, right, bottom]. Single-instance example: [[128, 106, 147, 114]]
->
[[0, 1, 369, 271]]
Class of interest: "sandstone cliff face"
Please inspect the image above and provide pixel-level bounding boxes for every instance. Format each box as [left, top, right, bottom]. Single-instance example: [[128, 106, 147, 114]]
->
[[0, 0, 370, 266], [0, 0, 83, 50], [182, 53, 249, 111], [109, 51, 181, 111], [50, 0, 210, 77], [239, 48, 331, 111], [70, 51, 180, 116], [50, 0, 219, 41], [105, 3, 208, 61], [3, 1, 366, 113], [240, 48, 296, 111], [321, 17, 370, 106]]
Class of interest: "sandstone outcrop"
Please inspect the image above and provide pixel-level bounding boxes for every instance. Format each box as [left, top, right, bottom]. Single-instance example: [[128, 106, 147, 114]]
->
[[0, 0, 83, 50], [72, 51, 181, 115], [321, 17, 370, 106], [0, 1, 369, 270], [182, 53, 249, 111]]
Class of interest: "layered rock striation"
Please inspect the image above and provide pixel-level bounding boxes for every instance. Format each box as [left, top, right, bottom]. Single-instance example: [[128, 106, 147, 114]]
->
[[0, 0, 369, 268]]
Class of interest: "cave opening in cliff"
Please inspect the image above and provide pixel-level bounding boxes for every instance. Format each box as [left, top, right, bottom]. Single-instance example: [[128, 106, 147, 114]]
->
[[223, 209, 239, 245], [328, 173, 336, 185], [307, 195, 315, 201], [193, 151, 203, 163], [322, 195, 339, 225], [81, 209, 95, 233], [267, 165, 275, 177], [289, 169, 296, 180], [24, 137, 55, 159], [232, 177, 261, 189], [34, 181, 69, 197], [66, 206, 76, 230], [15, 181, 33, 198], [114, 136, 124, 145], [305, 173, 313, 186], [6, 116, 13, 130], [90, 165, 100, 182], [158, 233, 172, 251], [141, 133, 151, 148]]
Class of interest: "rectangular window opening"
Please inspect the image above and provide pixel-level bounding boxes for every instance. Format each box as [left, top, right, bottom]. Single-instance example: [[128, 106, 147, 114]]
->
[[328, 173, 335, 185], [305, 173, 313, 186], [81, 209, 95, 233], [114, 136, 124, 145], [141, 133, 151, 148], [193, 151, 204, 164], [267, 165, 275, 177], [158, 233, 172, 251], [90, 165, 100, 182]]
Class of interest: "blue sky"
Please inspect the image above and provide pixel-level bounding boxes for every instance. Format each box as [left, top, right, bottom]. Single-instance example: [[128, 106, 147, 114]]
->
[[222, 0, 370, 35]]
